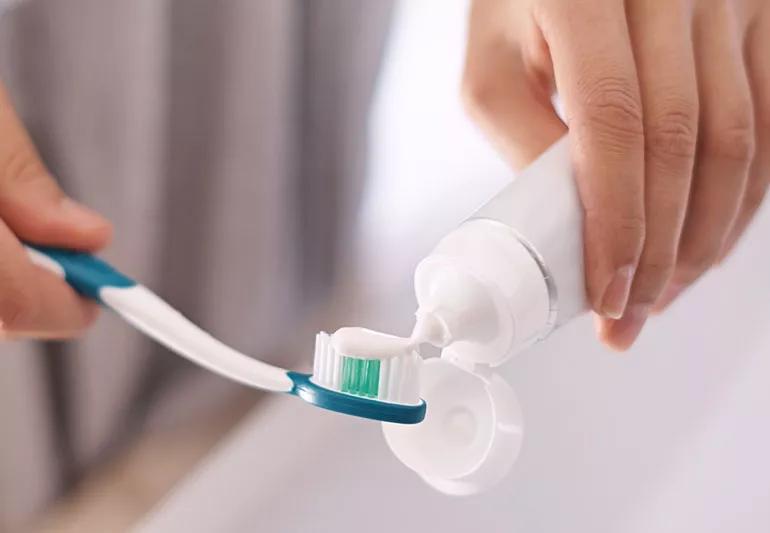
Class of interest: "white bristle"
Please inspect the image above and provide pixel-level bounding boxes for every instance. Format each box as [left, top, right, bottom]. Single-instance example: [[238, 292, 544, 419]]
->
[[313, 332, 329, 386], [310, 330, 421, 405], [332, 349, 341, 390], [325, 340, 334, 384], [323, 334, 333, 384], [388, 355, 400, 401], [313, 333, 321, 378], [378, 358, 390, 401]]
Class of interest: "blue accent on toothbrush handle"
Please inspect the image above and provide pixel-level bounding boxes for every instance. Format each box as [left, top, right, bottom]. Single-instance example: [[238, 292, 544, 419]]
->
[[27, 244, 136, 301], [287, 372, 427, 424]]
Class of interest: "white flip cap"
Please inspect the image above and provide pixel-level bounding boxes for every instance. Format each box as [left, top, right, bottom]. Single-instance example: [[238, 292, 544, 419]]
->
[[382, 357, 523, 495]]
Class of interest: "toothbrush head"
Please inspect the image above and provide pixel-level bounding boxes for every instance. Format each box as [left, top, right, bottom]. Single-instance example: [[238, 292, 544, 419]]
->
[[288, 330, 426, 424]]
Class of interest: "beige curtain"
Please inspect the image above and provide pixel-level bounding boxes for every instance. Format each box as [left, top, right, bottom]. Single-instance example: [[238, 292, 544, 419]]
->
[[0, 1, 392, 530]]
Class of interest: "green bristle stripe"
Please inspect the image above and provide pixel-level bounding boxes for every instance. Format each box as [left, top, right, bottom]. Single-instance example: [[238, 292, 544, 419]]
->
[[341, 358, 352, 393], [366, 359, 380, 397], [341, 357, 380, 398], [350, 359, 362, 392]]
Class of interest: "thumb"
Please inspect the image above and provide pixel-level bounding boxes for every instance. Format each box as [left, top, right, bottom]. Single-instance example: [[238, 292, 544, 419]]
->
[[0, 83, 111, 251], [462, 0, 566, 169]]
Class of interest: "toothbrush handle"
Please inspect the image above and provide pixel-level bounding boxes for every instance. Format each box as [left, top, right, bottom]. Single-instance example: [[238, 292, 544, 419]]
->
[[23, 243, 294, 392], [24, 244, 136, 301]]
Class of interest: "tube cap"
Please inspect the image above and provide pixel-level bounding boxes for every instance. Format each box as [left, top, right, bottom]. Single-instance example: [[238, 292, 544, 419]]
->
[[382, 357, 523, 494]]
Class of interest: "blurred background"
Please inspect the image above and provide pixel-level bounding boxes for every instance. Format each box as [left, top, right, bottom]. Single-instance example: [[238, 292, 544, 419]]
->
[[1, 1, 769, 532]]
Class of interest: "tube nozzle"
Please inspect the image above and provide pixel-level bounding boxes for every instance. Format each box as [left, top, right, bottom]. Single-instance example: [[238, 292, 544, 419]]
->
[[411, 310, 452, 348]]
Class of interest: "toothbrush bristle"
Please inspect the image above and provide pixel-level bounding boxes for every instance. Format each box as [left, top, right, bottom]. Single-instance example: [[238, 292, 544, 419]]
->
[[311, 331, 420, 405], [340, 357, 380, 398]]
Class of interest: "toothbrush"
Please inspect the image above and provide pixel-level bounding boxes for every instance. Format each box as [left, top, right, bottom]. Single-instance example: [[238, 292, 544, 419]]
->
[[24, 244, 426, 424], [312, 329, 421, 404]]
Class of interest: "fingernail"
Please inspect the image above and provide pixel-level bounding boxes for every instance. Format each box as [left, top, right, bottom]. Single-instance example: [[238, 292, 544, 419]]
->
[[652, 282, 685, 314], [59, 198, 109, 230], [603, 304, 650, 350], [600, 265, 636, 319]]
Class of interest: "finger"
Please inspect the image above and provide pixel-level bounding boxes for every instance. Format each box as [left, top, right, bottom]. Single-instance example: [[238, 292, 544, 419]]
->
[[0, 82, 111, 251], [0, 221, 99, 339], [537, 0, 646, 320], [719, 9, 770, 261], [462, 0, 566, 169], [654, 3, 755, 312], [597, 0, 698, 349]]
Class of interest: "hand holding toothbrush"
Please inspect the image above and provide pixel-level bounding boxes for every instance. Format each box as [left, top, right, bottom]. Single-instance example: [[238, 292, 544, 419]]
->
[[0, 82, 112, 340], [0, 78, 423, 424], [463, 0, 770, 350]]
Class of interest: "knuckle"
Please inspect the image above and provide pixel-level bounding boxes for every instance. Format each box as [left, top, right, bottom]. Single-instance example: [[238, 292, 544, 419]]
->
[[616, 212, 647, 240], [647, 106, 698, 162], [575, 75, 644, 151], [640, 252, 677, 280], [0, 141, 47, 187], [702, 111, 756, 163], [586, 209, 646, 260], [634, 252, 677, 303], [586, 208, 646, 235], [461, 72, 498, 117]]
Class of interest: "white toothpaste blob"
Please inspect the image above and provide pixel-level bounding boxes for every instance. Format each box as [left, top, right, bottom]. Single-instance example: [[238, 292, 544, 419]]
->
[[331, 327, 414, 359]]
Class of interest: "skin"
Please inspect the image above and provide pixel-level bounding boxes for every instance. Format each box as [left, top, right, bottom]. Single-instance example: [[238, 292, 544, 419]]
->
[[463, 0, 770, 350], [0, 82, 112, 340]]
